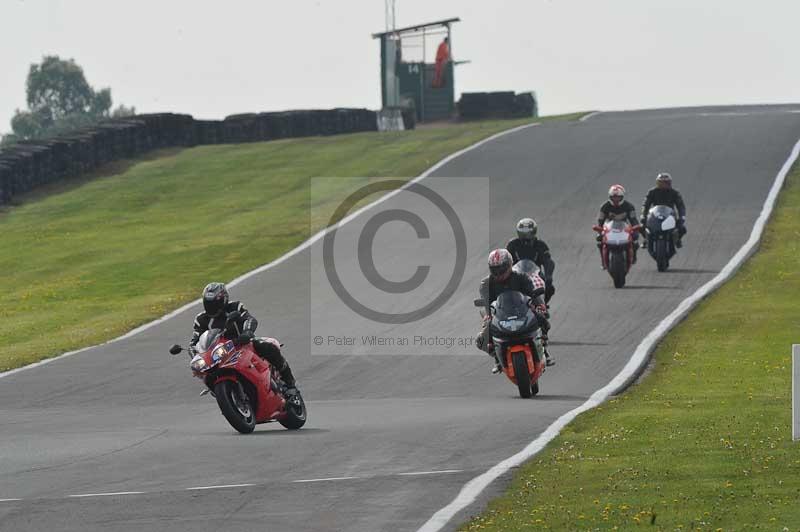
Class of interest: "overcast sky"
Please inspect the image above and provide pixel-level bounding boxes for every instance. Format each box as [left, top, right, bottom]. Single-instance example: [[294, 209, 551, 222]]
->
[[1, 0, 797, 133]]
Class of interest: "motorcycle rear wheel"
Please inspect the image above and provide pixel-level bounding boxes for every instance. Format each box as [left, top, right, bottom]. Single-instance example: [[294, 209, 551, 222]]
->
[[279, 393, 307, 430], [511, 352, 533, 398], [215, 380, 256, 434]]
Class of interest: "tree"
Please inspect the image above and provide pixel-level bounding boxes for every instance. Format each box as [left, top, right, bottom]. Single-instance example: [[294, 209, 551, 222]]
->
[[6, 55, 133, 142], [111, 104, 136, 118]]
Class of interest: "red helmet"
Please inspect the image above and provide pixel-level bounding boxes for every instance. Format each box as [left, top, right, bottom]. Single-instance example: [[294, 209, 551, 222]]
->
[[608, 184, 626, 206], [488, 249, 513, 281]]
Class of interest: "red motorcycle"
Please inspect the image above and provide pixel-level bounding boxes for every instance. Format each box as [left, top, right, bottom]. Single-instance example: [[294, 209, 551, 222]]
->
[[593, 219, 639, 288], [169, 312, 306, 433]]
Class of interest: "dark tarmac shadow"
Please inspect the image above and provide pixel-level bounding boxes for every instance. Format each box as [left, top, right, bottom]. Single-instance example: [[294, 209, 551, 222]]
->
[[666, 268, 719, 274], [529, 394, 590, 402], [549, 341, 608, 347], [222, 428, 331, 437], [505, 394, 589, 402], [623, 285, 681, 290]]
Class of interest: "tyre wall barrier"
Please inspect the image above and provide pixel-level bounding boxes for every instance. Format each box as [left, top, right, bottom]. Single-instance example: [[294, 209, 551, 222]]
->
[[457, 91, 538, 120], [0, 108, 377, 206]]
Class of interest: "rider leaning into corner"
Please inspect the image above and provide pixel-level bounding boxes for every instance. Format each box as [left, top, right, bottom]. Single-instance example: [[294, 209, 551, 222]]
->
[[190, 282, 300, 395], [506, 218, 556, 303], [476, 249, 554, 370], [596, 184, 642, 265], [640, 172, 687, 248]]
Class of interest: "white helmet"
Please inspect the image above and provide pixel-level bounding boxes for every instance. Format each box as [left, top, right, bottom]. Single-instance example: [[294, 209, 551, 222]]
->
[[608, 184, 626, 205]]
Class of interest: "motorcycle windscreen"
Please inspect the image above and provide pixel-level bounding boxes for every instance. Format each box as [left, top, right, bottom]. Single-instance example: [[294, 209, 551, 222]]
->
[[492, 291, 535, 334], [195, 329, 224, 353], [605, 220, 630, 245], [647, 205, 676, 232], [512, 259, 540, 277]]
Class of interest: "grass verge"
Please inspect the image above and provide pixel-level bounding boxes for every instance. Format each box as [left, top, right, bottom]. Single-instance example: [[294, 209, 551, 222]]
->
[[460, 161, 800, 529], [0, 113, 584, 371]]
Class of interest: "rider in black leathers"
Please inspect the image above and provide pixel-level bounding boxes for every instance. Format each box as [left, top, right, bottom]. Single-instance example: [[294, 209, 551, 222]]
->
[[506, 217, 556, 303], [477, 249, 553, 369], [640, 172, 687, 248], [190, 282, 298, 391], [596, 184, 642, 264]]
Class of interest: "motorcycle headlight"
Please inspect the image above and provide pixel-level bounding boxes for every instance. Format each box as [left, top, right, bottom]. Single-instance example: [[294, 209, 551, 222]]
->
[[211, 345, 227, 363], [499, 319, 524, 331], [190, 355, 208, 372]]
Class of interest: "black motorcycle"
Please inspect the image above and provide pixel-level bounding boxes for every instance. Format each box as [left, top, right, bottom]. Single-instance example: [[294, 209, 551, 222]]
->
[[645, 205, 678, 272]]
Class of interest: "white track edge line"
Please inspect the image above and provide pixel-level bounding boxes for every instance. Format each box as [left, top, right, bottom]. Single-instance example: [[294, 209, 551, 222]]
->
[[0, 499, 22, 502], [398, 470, 463, 476], [293, 476, 360, 483], [579, 111, 601, 122], [185, 483, 255, 491], [0, 121, 539, 381], [68, 491, 144, 498], [416, 138, 800, 532]]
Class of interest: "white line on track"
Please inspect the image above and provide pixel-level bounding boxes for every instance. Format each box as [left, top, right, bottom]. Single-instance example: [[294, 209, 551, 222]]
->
[[68, 491, 144, 498], [0, 498, 22, 502], [0, 121, 540, 381], [416, 139, 800, 532], [579, 111, 601, 122], [292, 476, 361, 483], [398, 470, 463, 476], [185, 483, 255, 491]]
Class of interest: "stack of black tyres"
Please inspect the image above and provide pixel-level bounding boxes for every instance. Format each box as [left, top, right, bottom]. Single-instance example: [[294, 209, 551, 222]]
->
[[457, 91, 538, 120], [0, 108, 378, 206]]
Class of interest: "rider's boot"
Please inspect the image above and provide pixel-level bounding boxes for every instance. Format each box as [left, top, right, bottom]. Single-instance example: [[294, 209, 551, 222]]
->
[[597, 243, 606, 270], [542, 334, 555, 367], [487, 344, 502, 374], [278, 361, 299, 395], [632, 242, 639, 264]]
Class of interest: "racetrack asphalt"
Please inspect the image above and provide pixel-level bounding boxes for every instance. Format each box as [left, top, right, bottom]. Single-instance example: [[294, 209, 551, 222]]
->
[[1, 105, 799, 532]]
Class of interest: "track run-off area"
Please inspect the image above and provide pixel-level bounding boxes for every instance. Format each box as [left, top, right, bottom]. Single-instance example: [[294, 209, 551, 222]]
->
[[2, 105, 800, 532]]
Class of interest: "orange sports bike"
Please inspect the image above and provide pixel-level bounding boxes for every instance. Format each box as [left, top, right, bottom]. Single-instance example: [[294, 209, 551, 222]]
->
[[475, 291, 546, 398]]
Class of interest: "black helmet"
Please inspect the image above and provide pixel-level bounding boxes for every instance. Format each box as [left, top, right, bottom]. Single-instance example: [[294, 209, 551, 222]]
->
[[516, 218, 538, 241], [202, 282, 229, 317]]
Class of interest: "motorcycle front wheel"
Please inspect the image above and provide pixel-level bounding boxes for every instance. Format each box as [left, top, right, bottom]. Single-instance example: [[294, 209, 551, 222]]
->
[[511, 352, 533, 399], [215, 380, 256, 434], [656, 239, 670, 272], [609, 250, 627, 288]]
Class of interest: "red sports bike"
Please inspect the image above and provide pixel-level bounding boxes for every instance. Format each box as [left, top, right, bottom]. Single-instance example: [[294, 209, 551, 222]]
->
[[169, 312, 306, 433], [593, 219, 639, 288]]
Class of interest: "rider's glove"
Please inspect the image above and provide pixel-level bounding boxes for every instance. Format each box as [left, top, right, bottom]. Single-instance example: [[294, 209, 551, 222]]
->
[[544, 281, 555, 301], [475, 334, 486, 351], [235, 331, 254, 346], [532, 302, 548, 316]]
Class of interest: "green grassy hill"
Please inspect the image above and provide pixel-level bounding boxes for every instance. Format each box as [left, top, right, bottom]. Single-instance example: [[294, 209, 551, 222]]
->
[[0, 114, 582, 371]]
